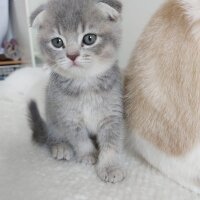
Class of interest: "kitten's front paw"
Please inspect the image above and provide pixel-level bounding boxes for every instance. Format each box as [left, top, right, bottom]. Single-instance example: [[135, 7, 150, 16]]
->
[[97, 166, 125, 183], [51, 143, 74, 161], [77, 153, 97, 165]]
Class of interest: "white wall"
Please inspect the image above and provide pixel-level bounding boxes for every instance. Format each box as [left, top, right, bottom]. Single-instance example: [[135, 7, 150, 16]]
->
[[120, 0, 164, 68], [28, 0, 164, 68]]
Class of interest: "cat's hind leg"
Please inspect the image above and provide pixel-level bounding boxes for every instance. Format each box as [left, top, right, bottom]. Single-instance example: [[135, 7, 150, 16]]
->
[[74, 137, 97, 165], [51, 142, 74, 161], [65, 122, 98, 165]]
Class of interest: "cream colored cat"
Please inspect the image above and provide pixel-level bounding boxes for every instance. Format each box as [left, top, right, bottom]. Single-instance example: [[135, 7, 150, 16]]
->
[[125, 0, 200, 193]]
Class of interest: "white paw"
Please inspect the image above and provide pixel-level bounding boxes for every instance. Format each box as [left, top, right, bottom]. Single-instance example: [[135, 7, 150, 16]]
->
[[77, 153, 97, 165], [51, 143, 74, 161], [97, 166, 125, 183]]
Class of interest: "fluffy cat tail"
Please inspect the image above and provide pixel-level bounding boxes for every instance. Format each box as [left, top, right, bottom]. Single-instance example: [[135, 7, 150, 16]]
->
[[28, 100, 48, 144]]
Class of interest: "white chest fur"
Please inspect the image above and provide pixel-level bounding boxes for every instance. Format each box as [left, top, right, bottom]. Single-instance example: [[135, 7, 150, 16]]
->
[[82, 92, 104, 134]]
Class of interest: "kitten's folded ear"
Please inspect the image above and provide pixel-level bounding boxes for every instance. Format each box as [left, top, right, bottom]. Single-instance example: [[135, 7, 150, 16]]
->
[[30, 4, 47, 28], [96, 0, 122, 21]]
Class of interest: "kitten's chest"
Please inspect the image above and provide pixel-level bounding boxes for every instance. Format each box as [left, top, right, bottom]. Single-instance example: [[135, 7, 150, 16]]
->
[[81, 92, 104, 133]]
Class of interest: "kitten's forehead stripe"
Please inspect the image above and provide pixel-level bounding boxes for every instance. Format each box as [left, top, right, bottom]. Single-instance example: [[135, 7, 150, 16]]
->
[[82, 23, 86, 33], [47, 0, 94, 32], [77, 23, 85, 34], [57, 25, 61, 35]]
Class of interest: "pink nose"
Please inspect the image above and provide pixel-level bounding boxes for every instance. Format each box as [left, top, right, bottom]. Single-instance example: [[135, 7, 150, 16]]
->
[[67, 53, 79, 61]]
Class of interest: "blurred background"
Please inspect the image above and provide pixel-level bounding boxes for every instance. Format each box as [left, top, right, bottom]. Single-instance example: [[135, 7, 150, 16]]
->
[[0, 0, 164, 80]]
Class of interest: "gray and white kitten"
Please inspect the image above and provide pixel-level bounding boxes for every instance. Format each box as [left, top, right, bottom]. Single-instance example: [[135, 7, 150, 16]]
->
[[29, 0, 125, 183]]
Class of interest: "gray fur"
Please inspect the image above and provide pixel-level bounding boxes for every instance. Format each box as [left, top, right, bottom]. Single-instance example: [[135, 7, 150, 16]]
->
[[30, 4, 46, 26], [29, 0, 125, 183], [51, 65, 120, 96], [98, 0, 122, 13], [29, 101, 48, 144]]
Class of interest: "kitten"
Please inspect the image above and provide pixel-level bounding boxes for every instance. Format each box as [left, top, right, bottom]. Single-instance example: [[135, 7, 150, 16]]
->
[[125, 0, 200, 193], [29, 0, 125, 183]]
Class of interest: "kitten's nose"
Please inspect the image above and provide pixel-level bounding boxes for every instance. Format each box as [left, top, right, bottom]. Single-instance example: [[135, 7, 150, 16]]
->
[[67, 53, 80, 62]]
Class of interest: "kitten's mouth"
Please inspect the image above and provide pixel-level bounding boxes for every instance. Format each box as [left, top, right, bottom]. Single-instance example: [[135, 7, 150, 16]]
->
[[71, 62, 80, 68]]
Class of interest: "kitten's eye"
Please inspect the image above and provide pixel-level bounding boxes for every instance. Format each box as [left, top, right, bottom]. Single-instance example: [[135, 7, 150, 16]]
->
[[51, 37, 64, 48], [82, 34, 97, 46]]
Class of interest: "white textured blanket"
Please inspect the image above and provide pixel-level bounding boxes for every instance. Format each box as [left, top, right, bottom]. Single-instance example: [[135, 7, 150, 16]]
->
[[0, 67, 199, 200]]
